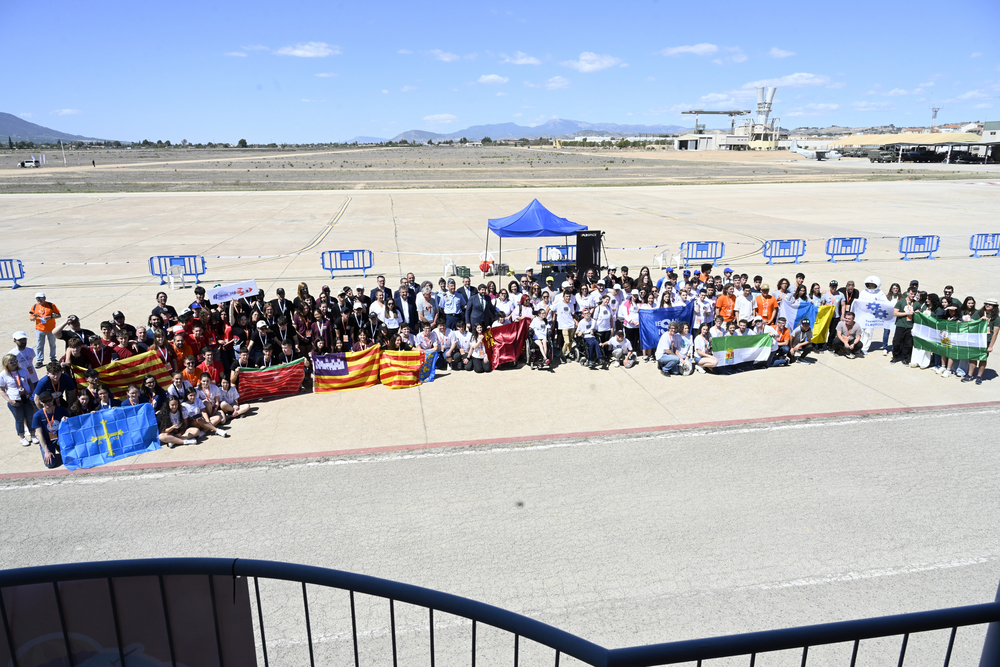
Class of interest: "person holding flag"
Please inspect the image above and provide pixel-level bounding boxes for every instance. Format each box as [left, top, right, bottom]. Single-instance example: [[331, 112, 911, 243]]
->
[[966, 299, 999, 385], [32, 391, 68, 468]]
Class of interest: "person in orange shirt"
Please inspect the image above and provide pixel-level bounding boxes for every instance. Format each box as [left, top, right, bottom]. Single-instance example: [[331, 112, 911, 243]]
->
[[170, 331, 194, 366], [715, 284, 737, 324], [755, 284, 780, 324], [181, 355, 201, 386], [28, 292, 61, 368]]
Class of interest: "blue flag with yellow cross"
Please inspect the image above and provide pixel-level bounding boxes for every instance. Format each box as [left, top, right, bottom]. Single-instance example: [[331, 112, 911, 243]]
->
[[59, 404, 160, 470]]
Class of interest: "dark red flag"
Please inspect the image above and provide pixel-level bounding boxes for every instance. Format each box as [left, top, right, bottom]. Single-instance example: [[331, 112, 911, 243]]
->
[[485, 318, 531, 369], [238, 358, 306, 401]]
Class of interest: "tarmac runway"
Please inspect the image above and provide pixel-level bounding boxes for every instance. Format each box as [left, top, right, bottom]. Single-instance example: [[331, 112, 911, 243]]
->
[[3, 407, 998, 666]]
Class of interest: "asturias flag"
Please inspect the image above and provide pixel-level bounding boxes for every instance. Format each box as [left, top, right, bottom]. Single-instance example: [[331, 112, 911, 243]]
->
[[59, 403, 159, 470], [710, 333, 774, 366], [485, 318, 531, 369], [238, 358, 306, 401], [313, 348, 381, 393], [638, 302, 695, 350], [913, 312, 988, 361]]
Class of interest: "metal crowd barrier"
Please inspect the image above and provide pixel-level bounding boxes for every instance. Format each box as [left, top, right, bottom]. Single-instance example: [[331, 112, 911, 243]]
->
[[321, 249, 374, 278], [0, 258, 25, 289], [763, 239, 807, 265], [148, 255, 207, 285], [899, 235, 940, 261], [537, 244, 576, 268], [825, 237, 867, 263], [0, 559, 997, 667], [679, 241, 725, 268], [970, 233, 1000, 258]]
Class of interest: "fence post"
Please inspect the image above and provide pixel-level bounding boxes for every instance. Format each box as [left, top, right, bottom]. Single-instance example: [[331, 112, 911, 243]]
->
[[980, 579, 1000, 667]]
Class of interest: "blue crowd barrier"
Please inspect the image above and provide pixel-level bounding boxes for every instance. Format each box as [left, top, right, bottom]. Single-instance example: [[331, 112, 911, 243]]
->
[[679, 241, 725, 267], [321, 249, 374, 278], [538, 244, 576, 268], [970, 233, 1000, 258], [899, 235, 939, 261], [0, 258, 25, 289], [825, 237, 867, 263], [148, 255, 206, 285], [763, 239, 807, 265]]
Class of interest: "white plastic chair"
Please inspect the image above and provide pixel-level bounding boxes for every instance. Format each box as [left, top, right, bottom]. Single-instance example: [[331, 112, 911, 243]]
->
[[654, 250, 670, 271], [168, 264, 186, 290], [479, 251, 496, 277], [442, 257, 456, 277], [547, 247, 566, 263]]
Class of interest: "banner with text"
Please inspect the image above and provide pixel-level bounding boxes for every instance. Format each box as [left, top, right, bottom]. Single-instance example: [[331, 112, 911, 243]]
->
[[207, 279, 259, 305]]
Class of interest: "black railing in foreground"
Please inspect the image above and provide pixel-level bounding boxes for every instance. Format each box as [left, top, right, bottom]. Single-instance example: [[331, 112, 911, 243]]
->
[[0, 558, 997, 667]]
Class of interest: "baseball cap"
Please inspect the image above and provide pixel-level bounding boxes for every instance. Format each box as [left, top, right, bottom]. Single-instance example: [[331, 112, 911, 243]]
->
[[545, 276, 555, 282], [609, 264, 617, 270], [693, 270, 701, 274], [356, 284, 365, 290], [761, 284, 770, 290], [723, 268, 733, 274], [12, 331, 27, 340], [321, 285, 330, 292], [526, 266, 533, 271], [35, 292, 45, 299], [354, 302, 364, 309], [613, 283, 621, 289], [830, 280, 839, 285], [682, 269, 691, 275], [631, 289, 639, 295], [256, 321, 268, 329], [37, 391, 54, 402], [753, 315, 763, 321]]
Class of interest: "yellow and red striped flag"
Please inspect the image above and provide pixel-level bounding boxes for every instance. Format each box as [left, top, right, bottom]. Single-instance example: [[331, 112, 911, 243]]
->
[[380, 350, 425, 389], [313, 347, 381, 393], [73, 349, 172, 398]]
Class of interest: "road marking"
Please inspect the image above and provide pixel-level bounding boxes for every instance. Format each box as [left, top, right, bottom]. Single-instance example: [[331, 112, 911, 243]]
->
[[746, 555, 997, 591]]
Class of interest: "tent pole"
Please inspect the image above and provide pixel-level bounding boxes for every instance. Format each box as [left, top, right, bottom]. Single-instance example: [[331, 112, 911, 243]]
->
[[499, 237, 503, 275]]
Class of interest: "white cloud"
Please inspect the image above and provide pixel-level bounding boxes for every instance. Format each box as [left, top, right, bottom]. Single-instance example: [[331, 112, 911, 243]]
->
[[275, 42, 339, 57], [428, 49, 460, 62], [19, 112, 32, 118], [919, 81, 934, 87], [731, 53, 748, 63], [700, 93, 732, 103], [513, 113, 522, 117], [423, 114, 457, 123], [887, 88, 909, 96], [315, 72, 338, 77], [382, 89, 389, 94], [545, 76, 569, 90], [400, 85, 417, 92], [970, 52, 983, 58], [956, 89, 986, 100], [398, 49, 413, 55], [769, 47, 795, 58], [826, 82, 846, 89], [51, 109, 81, 115], [743, 72, 830, 88], [501, 51, 540, 65], [646, 76, 656, 82], [496, 92, 507, 97], [560, 52, 622, 72], [478, 74, 509, 84], [851, 101, 894, 111], [242, 45, 269, 51], [660, 43, 718, 57], [224, 52, 247, 57], [973, 103, 993, 109], [785, 102, 840, 117]]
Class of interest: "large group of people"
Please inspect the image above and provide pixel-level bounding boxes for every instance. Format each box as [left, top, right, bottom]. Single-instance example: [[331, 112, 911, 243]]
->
[[4, 262, 997, 469]]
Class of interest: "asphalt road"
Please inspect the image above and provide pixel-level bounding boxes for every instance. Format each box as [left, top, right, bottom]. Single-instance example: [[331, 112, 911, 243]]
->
[[3, 407, 998, 667]]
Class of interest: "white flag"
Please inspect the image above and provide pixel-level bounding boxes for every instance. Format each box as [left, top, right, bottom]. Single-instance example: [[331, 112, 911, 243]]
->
[[853, 290, 894, 329]]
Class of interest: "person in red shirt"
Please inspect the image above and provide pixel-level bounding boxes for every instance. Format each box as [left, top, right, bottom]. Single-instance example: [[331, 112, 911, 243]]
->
[[196, 348, 225, 384], [715, 284, 737, 324], [755, 284, 779, 324]]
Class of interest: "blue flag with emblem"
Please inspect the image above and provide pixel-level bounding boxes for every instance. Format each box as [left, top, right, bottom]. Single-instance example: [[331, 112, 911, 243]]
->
[[418, 351, 438, 383], [58, 404, 160, 470], [778, 299, 818, 330], [638, 302, 695, 350]]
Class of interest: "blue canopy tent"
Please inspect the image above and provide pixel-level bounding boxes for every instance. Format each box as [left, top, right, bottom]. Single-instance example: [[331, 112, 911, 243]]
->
[[485, 199, 588, 270]]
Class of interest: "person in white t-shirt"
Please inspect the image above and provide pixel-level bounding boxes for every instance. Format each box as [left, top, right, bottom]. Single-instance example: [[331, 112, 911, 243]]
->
[[602, 329, 636, 368], [529, 309, 551, 366], [415, 323, 438, 353], [218, 376, 251, 418], [693, 291, 715, 329], [575, 309, 601, 367], [674, 323, 695, 375], [709, 315, 727, 339], [452, 321, 473, 370], [593, 294, 615, 346], [182, 385, 227, 437], [551, 291, 578, 361], [735, 285, 756, 324], [432, 321, 458, 370], [654, 323, 681, 376], [693, 323, 718, 373]]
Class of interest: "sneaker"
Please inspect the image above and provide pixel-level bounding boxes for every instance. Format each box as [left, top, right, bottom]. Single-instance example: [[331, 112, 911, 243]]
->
[[660, 369, 672, 377], [975, 377, 982, 385], [909, 362, 919, 368], [35, 361, 44, 368], [216, 430, 230, 438], [695, 365, 707, 374], [942, 369, 952, 378], [30, 436, 39, 444], [934, 366, 945, 375], [19, 437, 30, 447], [613, 360, 621, 368], [890, 358, 901, 364], [846, 353, 856, 360], [183, 438, 197, 445]]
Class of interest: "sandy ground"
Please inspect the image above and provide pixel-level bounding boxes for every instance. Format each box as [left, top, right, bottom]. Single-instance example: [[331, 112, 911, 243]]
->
[[2, 145, 996, 193], [0, 177, 998, 475]]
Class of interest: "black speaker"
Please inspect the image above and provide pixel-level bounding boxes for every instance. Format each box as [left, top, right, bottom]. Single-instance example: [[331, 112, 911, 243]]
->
[[576, 230, 602, 275]]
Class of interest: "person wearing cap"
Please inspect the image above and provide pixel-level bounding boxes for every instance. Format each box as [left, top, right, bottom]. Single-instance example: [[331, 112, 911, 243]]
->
[[721, 267, 734, 285], [270, 287, 293, 317], [32, 361, 77, 410], [52, 314, 97, 355], [111, 310, 138, 342], [966, 298, 998, 385], [32, 391, 69, 468], [364, 310, 381, 341], [28, 292, 61, 368], [524, 267, 535, 283], [9, 332, 39, 384], [2, 352, 37, 447], [788, 318, 816, 363]]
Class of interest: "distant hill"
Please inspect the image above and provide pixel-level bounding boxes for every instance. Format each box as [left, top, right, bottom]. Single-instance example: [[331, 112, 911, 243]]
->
[[346, 135, 390, 144], [0, 112, 104, 143], [388, 118, 690, 143]]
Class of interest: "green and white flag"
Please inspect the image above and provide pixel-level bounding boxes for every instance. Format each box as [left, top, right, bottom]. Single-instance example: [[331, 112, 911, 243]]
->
[[710, 333, 774, 365], [913, 313, 988, 361]]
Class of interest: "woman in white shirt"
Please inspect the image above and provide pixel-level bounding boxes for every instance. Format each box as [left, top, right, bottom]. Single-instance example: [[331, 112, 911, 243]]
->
[[469, 323, 492, 373], [218, 377, 250, 419], [530, 310, 550, 366], [494, 290, 514, 318], [2, 354, 36, 447], [675, 322, 695, 375], [619, 291, 642, 357], [593, 294, 615, 346], [693, 323, 718, 374]]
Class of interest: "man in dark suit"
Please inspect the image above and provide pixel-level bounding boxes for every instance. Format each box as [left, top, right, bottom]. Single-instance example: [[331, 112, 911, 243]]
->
[[456, 276, 475, 309], [465, 284, 495, 329], [369, 275, 391, 303], [270, 287, 293, 318], [394, 289, 420, 332]]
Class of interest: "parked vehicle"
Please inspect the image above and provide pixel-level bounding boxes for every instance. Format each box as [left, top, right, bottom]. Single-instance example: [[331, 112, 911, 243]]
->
[[18, 158, 40, 168], [902, 148, 946, 163], [868, 149, 897, 163]]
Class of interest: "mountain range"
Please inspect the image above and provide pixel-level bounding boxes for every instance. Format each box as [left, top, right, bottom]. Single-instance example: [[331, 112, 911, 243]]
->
[[348, 118, 691, 144], [0, 112, 104, 143]]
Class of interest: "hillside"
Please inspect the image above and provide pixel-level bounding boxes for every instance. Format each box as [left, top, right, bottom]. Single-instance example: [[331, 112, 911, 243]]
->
[[0, 112, 104, 144]]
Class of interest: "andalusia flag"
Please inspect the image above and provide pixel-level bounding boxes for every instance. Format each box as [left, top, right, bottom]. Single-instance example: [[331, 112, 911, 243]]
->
[[710, 333, 774, 366], [913, 313, 988, 361]]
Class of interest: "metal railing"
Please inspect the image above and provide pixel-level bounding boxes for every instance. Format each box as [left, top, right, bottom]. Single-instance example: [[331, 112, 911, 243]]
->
[[0, 559, 997, 667], [0, 258, 26, 289]]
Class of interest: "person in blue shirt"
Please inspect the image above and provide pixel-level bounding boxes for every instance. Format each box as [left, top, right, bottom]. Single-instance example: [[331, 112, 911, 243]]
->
[[440, 279, 464, 329], [32, 361, 77, 409], [32, 391, 69, 468], [121, 384, 143, 407]]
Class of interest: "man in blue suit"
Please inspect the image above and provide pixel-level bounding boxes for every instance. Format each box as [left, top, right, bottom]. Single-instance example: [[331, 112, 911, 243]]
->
[[465, 284, 495, 329]]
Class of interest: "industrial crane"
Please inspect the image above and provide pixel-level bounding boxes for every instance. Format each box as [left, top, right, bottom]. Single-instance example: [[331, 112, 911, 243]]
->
[[681, 109, 752, 134]]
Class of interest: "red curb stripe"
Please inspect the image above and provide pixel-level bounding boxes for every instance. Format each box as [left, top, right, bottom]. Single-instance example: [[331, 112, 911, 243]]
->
[[2, 400, 998, 481]]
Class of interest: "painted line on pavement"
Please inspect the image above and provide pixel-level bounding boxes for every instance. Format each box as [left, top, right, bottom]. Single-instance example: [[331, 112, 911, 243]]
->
[[2, 401, 998, 482]]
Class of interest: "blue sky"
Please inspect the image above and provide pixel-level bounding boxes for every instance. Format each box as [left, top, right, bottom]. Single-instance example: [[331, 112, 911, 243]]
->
[[8, 0, 999, 142]]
